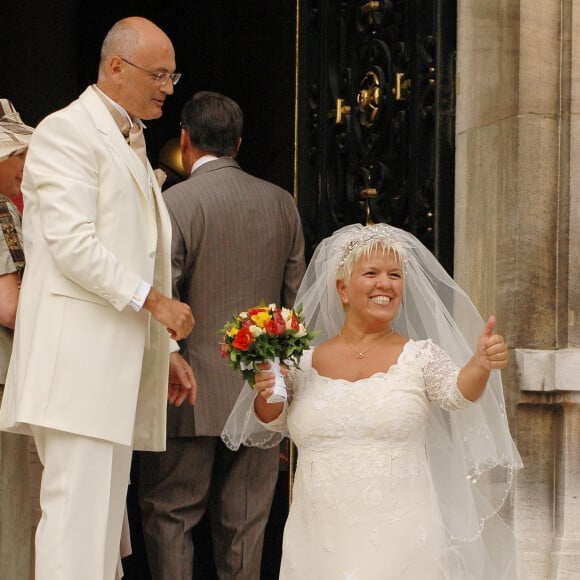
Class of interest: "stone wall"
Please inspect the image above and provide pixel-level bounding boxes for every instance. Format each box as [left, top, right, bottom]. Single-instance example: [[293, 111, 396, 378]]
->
[[455, 0, 580, 577]]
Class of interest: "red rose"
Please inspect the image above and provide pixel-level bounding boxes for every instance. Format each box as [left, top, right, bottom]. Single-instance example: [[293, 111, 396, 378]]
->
[[273, 310, 287, 334], [232, 326, 253, 351], [220, 341, 230, 358], [264, 318, 286, 336], [290, 315, 300, 331]]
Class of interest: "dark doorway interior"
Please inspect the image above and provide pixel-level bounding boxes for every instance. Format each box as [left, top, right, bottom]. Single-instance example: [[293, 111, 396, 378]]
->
[[1, 2, 295, 578], [1, 1, 297, 194]]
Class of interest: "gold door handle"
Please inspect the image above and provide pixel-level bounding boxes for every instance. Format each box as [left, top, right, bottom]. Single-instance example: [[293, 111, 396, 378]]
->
[[392, 72, 411, 101], [333, 98, 351, 124]]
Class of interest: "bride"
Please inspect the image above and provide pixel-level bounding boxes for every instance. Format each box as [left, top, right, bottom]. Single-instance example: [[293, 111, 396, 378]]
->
[[222, 223, 523, 579]]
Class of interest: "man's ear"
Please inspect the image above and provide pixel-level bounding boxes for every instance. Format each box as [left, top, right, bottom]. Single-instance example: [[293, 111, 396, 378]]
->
[[109, 56, 124, 82], [179, 129, 194, 173], [179, 127, 189, 153]]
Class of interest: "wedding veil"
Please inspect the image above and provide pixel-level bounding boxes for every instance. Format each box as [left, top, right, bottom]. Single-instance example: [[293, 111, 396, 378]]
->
[[222, 222, 523, 577]]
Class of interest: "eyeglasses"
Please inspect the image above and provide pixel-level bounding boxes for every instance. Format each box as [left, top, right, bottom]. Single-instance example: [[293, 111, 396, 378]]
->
[[120, 57, 181, 86]]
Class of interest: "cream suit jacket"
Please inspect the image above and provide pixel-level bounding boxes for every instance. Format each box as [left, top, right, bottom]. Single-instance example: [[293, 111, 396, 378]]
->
[[0, 87, 172, 451]]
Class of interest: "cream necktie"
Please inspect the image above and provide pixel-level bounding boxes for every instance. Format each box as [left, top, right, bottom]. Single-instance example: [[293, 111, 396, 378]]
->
[[128, 121, 148, 168], [125, 121, 154, 206]]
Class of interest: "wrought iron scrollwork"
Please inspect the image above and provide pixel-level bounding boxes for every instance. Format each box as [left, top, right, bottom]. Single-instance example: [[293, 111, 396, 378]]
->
[[296, 0, 456, 269], [357, 69, 386, 129]]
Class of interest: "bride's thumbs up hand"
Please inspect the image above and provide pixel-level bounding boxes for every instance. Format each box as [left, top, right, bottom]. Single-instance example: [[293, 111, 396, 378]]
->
[[475, 315, 509, 371]]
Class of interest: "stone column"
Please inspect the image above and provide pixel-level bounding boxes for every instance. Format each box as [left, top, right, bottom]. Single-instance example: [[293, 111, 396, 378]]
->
[[456, 0, 580, 577]]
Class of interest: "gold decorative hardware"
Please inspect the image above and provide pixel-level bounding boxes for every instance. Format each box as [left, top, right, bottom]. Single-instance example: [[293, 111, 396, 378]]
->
[[361, 1, 380, 13], [333, 98, 351, 124], [357, 71, 383, 128], [289, 440, 296, 505], [359, 187, 378, 198], [361, 186, 378, 225], [428, 67, 436, 85], [365, 202, 375, 225], [393, 71, 411, 101]]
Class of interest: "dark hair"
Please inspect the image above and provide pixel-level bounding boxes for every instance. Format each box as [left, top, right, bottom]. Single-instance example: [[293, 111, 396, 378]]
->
[[180, 91, 243, 157]]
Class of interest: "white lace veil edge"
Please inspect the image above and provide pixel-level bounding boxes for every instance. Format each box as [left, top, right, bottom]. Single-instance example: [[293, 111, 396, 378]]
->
[[222, 223, 522, 552], [221, 381, 286, 451]]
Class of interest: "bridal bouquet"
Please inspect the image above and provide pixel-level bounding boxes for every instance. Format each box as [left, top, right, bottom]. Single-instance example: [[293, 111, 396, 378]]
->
[[219, 303, 318, 402]]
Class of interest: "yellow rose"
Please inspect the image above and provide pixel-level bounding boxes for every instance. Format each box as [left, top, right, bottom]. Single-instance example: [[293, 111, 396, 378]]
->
[[251, 310, 271, 328]]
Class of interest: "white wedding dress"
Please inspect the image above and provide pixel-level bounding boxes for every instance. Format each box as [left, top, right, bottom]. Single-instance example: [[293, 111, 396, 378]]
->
[[264, 339, 472, 580]]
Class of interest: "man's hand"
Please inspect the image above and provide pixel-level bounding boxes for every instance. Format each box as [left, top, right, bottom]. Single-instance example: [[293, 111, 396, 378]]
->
[[168, 352, 197, 407], [143, 287, 194, 340]]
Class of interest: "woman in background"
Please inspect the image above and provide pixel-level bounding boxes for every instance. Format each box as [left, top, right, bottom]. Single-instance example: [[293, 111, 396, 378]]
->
[[0, 98, 37, 580]]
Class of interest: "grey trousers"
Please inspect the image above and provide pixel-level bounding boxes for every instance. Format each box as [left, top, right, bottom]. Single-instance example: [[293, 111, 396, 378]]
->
[[0, 385, 41, 580], [138, 436, 280, 580]]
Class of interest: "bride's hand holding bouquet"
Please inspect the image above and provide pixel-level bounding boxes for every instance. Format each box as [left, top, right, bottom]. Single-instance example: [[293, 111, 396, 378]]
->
[[219, 303, 318, 403]]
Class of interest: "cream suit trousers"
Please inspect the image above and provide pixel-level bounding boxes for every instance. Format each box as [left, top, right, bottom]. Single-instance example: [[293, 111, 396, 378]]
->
[[31, 426, 132, 580]]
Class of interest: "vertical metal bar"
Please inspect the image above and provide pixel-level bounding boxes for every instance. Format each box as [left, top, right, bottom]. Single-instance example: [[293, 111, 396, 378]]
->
[[293, 0, 301, 205], [290, 0, 300, 508], [288, 439, 296, 505]]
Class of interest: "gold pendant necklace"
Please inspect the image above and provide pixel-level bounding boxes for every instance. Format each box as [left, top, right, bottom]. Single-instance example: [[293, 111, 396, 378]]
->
[[338, 328, 395, 359]]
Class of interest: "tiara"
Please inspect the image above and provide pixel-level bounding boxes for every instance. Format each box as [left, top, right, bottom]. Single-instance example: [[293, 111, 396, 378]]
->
[[337, 224, 402, 267]]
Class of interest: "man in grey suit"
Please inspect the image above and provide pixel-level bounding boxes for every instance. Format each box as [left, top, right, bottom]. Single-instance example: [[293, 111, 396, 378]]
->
[[138, 91, 306, 580]]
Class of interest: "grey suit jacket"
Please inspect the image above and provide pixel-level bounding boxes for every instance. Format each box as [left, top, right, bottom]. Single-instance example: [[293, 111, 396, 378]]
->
[[163, 157, 306, 436]]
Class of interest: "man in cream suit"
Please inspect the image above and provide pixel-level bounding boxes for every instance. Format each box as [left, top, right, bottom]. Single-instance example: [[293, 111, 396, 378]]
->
[[138, 92, 306, 580], [0, 17, 195, 580]]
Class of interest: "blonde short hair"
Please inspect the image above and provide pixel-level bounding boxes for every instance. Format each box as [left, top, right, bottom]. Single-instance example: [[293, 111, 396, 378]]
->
[[336, 226, 406, 283]]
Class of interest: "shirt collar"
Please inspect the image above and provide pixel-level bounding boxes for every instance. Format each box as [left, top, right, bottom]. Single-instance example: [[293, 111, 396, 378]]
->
[[191, 154, 219, 174], [93, 85, 146, 130]]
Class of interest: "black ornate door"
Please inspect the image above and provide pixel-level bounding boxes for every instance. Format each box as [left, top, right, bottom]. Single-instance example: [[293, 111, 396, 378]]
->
[[296, 0, 456, 273]]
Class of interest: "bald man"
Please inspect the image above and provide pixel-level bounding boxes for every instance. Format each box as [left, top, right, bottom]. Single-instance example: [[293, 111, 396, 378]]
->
[[0, 17, 195, 580]]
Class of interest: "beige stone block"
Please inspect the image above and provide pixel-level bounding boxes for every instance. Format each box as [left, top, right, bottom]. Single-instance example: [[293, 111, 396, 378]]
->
[[568, 0, 580, 116], [456, 114, 560, 348], [569, 109, 580, 345], [508, 116, 559, 348], [551, 403, 580, 579], [518, 0, 562, 115], [514, 403, 558, 579], [455, 118, 516, 312], [456, 0, 519, 132], [455, 117, 521, 332], [515, 348, 580, 391]]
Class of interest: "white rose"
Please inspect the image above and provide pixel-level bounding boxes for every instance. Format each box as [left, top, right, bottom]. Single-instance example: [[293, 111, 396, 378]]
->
[[295, 323, 307, 338], [250, 325, 264, 337], [281, 309, 292, 329]]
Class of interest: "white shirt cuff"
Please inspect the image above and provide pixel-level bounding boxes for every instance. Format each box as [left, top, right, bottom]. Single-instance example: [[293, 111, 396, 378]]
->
[[129, 280, 151, 312], [169, 339, 180, 353]]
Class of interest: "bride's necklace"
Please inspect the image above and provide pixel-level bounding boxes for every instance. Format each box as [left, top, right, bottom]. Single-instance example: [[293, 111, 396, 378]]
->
[[338, 328, 395, 359]]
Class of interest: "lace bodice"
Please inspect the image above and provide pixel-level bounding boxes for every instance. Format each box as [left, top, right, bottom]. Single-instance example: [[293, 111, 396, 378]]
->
[[265, 339, 471, 445], [269, 340, 473, 579]]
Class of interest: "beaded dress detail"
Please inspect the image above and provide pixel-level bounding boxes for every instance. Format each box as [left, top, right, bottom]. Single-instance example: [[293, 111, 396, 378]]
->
[[263, 340, 471, 579]]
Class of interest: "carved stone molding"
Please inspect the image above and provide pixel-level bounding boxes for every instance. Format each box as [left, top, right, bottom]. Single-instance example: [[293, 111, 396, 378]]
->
[[515, 349, 580, 394]]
